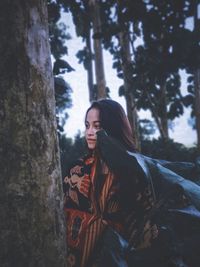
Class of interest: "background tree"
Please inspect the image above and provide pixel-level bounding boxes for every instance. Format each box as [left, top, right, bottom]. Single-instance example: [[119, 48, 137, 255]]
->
[[116, 0, 187, 140], [91, 0, 198, 143], [75, 0, 95, 101], [0, 1, 66, 266], [117, 0, 141, 149], [62, 0, 96, 100], [127, 0, 199, 143], [60, 0, 109, 101], [48, 0, 73, 134], [193, 0, 200, 153], [47, 0, 76, 177], [89, 0, 107, 99]]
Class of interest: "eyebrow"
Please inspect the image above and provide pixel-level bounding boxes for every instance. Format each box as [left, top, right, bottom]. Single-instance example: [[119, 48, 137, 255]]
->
[[85, 120, 101, 123]]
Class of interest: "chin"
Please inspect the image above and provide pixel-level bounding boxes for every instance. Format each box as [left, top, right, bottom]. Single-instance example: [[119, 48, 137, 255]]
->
[[87, 142, 96, 150], [88, 145, 96, 150]]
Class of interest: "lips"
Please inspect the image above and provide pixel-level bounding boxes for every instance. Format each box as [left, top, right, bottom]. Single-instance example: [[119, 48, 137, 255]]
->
[[87, 139, 96, 142]]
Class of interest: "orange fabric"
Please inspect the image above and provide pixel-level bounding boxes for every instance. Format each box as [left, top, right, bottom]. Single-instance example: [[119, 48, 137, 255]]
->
[[64, 155, 123, 267]]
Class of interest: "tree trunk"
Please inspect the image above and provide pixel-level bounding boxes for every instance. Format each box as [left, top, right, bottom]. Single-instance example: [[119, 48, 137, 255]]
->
[[159, 80, 169, 139], [118, 29, 141, 150], [0, 1, 66, 266], [86, 28, 95, 102], [145, 90, 168, 140], [89, 0, 107, 99], [83, 0, 95, 102], [117, 1, 140, 150], [194, 70, 200, 151], [194, 0, 200, 153]]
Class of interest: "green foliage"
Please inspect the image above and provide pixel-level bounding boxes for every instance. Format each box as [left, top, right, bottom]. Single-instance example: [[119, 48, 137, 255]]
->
[[55, 77, 72, 109], [184, 74, 195, 117], [59, 132, 86, 177], [47, 0, 61, 23], [53, 59, 75, 75], [47, 0, 73, 134], [54, 76, 72, 129], [76, 47, 94, 70], [141, 138, 197, 162], [139, 119, 156, 140], [49, 21, 69, 59], [92, 0, 199, 140], [59, 0, 91, 38], [48, 1, 70, 59]]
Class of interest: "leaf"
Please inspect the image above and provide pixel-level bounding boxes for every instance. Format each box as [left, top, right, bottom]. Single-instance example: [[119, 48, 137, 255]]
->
[[47, 2, 61, 23], [53, 59, 75, 75], [118, 85, 125, 96], [168, 101, 183, 119], [117, 72, 124, 79], [182, 94, 194, 107], [187, 84, 194, 94], [54, 76, 72, 111], [187, 75, 194, 83]]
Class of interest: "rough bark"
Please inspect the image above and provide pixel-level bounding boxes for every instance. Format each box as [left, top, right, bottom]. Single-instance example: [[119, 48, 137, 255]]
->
[[0, 1, 66, 266], [89, 0, 107, 99]]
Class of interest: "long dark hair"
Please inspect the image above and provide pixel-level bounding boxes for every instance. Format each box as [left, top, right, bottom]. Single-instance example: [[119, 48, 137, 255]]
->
[[85, 99, 136, 208], [85, 99, 136, 152]]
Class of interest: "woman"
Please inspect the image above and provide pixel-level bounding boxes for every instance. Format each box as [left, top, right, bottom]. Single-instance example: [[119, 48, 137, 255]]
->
[[63, 99, 158, 267]]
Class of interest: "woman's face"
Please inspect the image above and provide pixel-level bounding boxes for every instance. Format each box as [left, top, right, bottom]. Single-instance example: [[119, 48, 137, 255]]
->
[[85, 108, 101, 150]]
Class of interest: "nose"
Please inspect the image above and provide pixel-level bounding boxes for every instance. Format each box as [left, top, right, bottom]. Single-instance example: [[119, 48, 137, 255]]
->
[[87, 126, 95, 136]]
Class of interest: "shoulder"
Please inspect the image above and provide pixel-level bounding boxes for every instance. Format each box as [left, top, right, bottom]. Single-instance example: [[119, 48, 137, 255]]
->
[[66, 154, 94, 176]]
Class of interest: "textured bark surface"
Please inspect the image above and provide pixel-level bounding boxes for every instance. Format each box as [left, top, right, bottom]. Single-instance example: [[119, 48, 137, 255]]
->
[[0, 1, 66, 266]]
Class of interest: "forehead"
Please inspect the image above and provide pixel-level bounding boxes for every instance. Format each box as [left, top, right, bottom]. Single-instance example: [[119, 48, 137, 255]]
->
[[86, 108, 100, 122]]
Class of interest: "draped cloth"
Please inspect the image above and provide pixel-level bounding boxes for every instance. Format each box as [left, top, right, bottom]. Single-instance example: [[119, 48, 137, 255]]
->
[[64, 155, 124, 267], [96, 130, 200, 267], [64, 134, 158, 266], [64, 130, 200, 267]]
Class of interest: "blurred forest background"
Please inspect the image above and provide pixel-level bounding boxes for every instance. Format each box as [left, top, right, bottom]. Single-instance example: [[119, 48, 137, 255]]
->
[[47, 0, 200, 176]]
